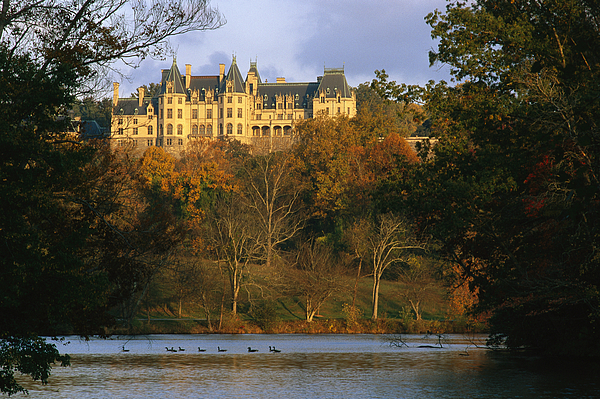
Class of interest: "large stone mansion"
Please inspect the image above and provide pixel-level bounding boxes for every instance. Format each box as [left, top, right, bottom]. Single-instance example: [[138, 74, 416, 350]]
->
[[111, 57, 357, 156]]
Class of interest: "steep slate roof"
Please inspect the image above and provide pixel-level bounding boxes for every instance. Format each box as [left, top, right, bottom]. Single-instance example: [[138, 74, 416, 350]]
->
[[220, 57, 245, 93], [188, 75, 221, 101], [160, 59, 186, 95], [257, 82, 320, 110], [317, 68, 353, 98], [113, 97, 155, 116]]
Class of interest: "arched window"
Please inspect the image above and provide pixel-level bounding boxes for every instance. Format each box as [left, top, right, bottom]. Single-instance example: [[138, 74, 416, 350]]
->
[[167, 124, 173, 135], [199, 124, 205, 135], [237, 124, 243, 135], [207, 124, 212, 135], [192, 124, 198, 135], [148, 125, 153, 135], [177, 124, 183, 135], [226, 123, 233, 135]]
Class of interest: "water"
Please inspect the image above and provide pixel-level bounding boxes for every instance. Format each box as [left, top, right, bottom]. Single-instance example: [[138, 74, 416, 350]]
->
[[14, 334, 600, 398]]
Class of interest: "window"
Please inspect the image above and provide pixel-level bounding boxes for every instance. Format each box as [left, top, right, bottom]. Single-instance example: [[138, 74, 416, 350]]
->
[[166, 138, 172, 145], [287, 114, 292, 119], [278, 103, 283, 109], [199, 125, 205, 135], [238, 97, 242, 103], [227, 96, 232, 103], [178, 97, 182, 104], [207, 124, 212, 135], [167, 109, 172, 118], [237, 108, 242, 118], [118, 118, 123, 125], [133, 140, 138, 147], [219, 108, 223, 118], [177, 124, 183, 135], [227, 108, 232, 118], [118, 128, 123, 135], [219, 124, 223, 135], [177, 109, 182, 119], [159, 109, 163, 118], [277, 114, 283, 120], [256, 103, 262, 110], [237, 124, 243, 135], [226, 123, 233, 135], [147, 139, 153, 146], [133, 118, 138, 125], [168, 87, 173, 94], [207, 109, 212, 119], [148, 126, 153, 135], [337, 107, 341, 114], [320, 96, 325, 103], [148, 114, 153, 120], [192, 109, 198, 119], [159, 124, 163, 135], [168, 97, 172, 104], [167, 124, 173, 135], [133, 127, 138, 135], [256, 114, 261, 120], [178, 139, 183, 145], [192, 124, 198, 135]]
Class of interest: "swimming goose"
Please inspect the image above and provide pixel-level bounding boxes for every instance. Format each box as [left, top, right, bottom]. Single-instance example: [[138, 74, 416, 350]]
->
[[247, 347, 258, 352], [198, 347, 206, 352], [218, 347, 227, 352], [121, 345, 130, 352], [270, 346, 281, 353], [178, 347, 185, 352]]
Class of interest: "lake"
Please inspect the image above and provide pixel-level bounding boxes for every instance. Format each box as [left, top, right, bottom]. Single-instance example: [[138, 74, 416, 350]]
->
[[14, 334, 600, 398]]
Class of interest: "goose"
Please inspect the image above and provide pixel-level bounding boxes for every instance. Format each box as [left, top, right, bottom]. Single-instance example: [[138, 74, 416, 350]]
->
[[247, 347, 258, 352], [166, 347, 177, 352], [217, 347, 227, 352], [178, 347, 185, 352], [198, 347, 206, 352], [270, 346, 281, 353], [121, 345, 130, 352]]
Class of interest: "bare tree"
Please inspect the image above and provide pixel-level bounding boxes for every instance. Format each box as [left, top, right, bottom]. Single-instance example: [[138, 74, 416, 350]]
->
[[205, 196, 261, 315], [397, 256, 440, 321], [0, 0, 225, 90], [286, 240, 348, 322], [365, 213, 425, 320], [240, 152, 304, 268]]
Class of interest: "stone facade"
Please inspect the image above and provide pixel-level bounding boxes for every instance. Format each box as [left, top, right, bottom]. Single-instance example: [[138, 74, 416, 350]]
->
[[111, 57, 356, 156]]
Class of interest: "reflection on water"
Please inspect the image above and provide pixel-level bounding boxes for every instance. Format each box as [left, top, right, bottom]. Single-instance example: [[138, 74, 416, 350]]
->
[[14, 334, 600, 398]]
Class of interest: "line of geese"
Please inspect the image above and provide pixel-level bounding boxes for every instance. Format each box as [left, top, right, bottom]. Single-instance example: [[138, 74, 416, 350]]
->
[[160, 346, 282, 353]]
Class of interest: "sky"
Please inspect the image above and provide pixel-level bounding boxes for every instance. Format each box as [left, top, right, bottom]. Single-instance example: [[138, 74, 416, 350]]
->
[[115, 0, 453, 98]]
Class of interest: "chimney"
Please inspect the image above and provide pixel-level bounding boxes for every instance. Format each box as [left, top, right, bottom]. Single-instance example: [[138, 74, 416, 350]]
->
[[138, 86, 145, 107], [186, 64, 191, 89], [276, 77, 286, 83], [219, 63, 225, 81], [113, 82, 119, 106]]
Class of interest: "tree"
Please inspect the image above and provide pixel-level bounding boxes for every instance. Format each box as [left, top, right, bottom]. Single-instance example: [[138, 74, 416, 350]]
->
[[397, 256, 440, 321], [363, 213, 424, 320], [398, 0, 600, 355], [286, 239, 348, 322], [205, 196, 261, 315], [0, 0, 225, 392], [239, 152, 304, 268]]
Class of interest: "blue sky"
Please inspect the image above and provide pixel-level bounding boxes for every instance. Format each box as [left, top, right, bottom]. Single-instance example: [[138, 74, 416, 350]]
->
[[115, 0, 452, 97]]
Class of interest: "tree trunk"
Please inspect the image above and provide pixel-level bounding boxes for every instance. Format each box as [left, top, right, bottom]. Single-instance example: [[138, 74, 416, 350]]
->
[[409, 299, 422, 320], [372, 274, 381, 320], [352, 258, 362, 308]]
